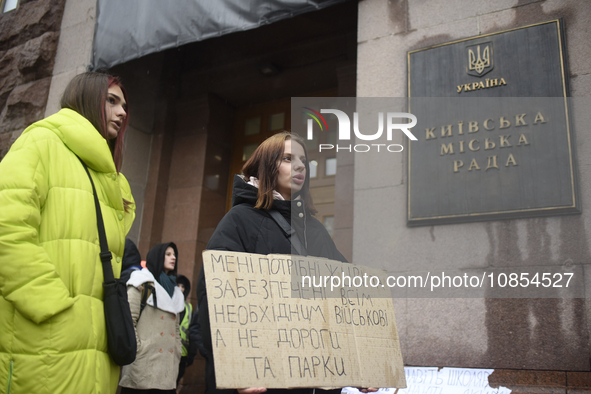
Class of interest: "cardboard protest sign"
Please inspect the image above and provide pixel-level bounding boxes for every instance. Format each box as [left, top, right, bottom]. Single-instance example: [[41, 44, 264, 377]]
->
[[202, 250, 407, 389]]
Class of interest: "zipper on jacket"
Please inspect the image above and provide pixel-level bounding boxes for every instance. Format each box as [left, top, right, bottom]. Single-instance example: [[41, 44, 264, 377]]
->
[[6, 359, 13, 394], [303, 206, 308, 251]]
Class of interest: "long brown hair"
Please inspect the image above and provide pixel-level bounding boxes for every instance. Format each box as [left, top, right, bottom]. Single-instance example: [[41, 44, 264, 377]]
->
[[60, 71, 129, 172], [242, 131, 317, 214]]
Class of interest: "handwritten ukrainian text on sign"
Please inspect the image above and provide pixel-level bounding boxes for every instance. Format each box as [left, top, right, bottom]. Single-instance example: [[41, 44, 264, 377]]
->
[[202, 250, 406, 389]]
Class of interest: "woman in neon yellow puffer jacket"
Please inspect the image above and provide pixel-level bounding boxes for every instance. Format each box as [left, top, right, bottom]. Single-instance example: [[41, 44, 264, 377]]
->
[[0, 72, 135, 394]]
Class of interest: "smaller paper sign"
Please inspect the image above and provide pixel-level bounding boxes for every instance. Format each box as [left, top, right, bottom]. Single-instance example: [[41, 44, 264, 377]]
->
[[345, 367, 512, 394], [202, 250, 407, 389]]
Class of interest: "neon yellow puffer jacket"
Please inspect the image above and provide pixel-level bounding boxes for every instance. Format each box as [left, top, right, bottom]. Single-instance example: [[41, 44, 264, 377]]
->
[[0, 109, 135, 394]]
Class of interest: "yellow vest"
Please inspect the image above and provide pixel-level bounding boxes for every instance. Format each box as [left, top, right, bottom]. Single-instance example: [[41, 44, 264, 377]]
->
[[180, 302, 193, 356]]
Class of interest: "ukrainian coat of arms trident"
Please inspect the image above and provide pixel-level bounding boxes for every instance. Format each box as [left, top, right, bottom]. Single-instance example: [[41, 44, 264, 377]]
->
[[466, 42, 494, 77]]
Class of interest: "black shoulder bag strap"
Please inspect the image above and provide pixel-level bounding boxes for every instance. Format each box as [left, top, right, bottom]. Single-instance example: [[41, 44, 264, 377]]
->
[[78, 157, 137, 366], [267, 210, 308, 256], [78, 158, 115, 282]]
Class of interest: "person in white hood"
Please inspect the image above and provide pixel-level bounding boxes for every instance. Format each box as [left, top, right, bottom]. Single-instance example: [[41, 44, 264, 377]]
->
[[119, 242, 186, 393]]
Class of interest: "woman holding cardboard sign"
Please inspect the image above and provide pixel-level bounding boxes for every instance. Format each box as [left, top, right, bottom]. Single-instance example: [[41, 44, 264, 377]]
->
[[197, 131, 376, 394], [203, 131, 347, 262]]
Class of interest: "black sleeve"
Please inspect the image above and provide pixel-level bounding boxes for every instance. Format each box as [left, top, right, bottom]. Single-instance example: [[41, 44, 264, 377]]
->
[[205, 207, 251, 252], [327, 237, 348, 263], [186, 308, 200, 363], [196, 267, 213, 357], [197, 209, 249, 359], [308, 215, 349, 263], [189, 308, 209, 358]]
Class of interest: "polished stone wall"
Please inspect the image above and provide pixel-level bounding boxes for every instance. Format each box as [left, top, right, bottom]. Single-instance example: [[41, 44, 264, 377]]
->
[[355, 0, 591, 375]]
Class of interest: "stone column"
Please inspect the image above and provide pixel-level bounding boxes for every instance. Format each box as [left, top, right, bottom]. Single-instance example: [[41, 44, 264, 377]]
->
[[0, 0, 67, 158], [44, 0, 96, 116]]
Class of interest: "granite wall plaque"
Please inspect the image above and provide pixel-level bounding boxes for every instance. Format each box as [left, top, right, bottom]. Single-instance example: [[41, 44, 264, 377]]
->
[[407, 20, 578, 226]]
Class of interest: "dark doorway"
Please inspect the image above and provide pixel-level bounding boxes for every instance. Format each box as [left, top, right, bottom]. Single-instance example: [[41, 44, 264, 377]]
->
[[111, 3, 358, 392]]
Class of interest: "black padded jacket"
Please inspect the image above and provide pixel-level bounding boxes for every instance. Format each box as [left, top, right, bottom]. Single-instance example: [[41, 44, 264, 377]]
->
[[197, 175, 346, 394]]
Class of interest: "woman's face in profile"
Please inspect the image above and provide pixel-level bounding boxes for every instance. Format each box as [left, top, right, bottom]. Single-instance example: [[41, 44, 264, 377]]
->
[[105, 85, 127, 139], [163, 246, 176, 274], [276, 139, 306, 200]]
